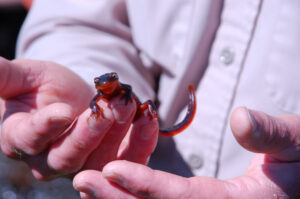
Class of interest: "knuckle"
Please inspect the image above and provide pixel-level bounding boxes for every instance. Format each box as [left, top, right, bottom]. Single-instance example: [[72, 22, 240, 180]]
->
[[48, 153, 82, 174], [0, 144, 15, 158], [31, 169, 57, 181], [71, 136, 89, 151], [50, 159, 81, 174], [0, 128, 16, 158], [15, 136, 43, 156]]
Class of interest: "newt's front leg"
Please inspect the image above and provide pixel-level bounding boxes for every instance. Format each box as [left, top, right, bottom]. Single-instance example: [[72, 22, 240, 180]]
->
[[120, 83, 133, 105], [90, 90, 104, 119]]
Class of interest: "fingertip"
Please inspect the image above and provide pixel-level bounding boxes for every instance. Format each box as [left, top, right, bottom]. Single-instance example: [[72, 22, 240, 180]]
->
[[83, 98, 137, 170], [110, 96, 137, 124], [74, 169, 132, 199], [102, 160, 124, 175], [47, 106, 114, 173], [73, 170, 100, 185], [73, 170, 88, 189], [79, 192, 95, 199], [0, 59, 44, 98], [73, 170, 102, 198], [86, 108, 114, 133], [230, 107, 254, 141], [31, 169, 51, 181], [102, 160, 136, 180], [136, 116, 159, 141], [102, 160, 132, 187], [117, 115, 158, 164], [230, 107, 288, 154]]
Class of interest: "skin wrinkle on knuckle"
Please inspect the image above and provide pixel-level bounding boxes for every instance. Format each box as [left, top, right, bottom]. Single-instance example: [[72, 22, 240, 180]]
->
[[49, 154, 80, 174], [223, 179, 244, 199], [14, 125, 44, 155], [3, 115, 47, 156], [262, 115, 277, 144], [70, 134, 90, 152], [233, 175, 267, 199], [21, 60, 45, 89], [181, 178, 197, 199], [256, 114, 281, 147], [265, 116, 290, 149], [2, 120, 28, 154], [164, 175, 192, 199]]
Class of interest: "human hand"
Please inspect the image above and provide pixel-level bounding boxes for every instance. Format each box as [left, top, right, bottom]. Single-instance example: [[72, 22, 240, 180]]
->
[[0, 57, 158, 180], [73, 107, 300, 199]]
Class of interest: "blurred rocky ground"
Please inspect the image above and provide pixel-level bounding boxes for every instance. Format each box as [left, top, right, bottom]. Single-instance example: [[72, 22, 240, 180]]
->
[[0, 149, 79, 199]]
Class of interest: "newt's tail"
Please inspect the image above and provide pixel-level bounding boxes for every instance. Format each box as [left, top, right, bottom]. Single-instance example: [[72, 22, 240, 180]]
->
[[159, 85, 196, 136]]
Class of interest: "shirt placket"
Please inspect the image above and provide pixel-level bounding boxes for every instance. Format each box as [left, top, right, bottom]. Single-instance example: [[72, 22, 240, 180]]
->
[[175, 0, 262, 177]]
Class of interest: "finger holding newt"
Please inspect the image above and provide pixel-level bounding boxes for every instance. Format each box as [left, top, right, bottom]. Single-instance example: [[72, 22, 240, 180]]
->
[[90, 72, 196, 137], [76, 72, 196, 170], [0, 58, 156, 179], [0, 58, 195, 180]]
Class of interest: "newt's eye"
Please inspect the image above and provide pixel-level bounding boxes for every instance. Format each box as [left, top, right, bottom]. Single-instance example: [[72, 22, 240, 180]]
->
[[111, 73, 118, 79], [94, 78, 100, 84]]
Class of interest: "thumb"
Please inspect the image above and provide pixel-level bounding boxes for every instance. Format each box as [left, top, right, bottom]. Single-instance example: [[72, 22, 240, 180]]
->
[[0, 57, 43, 98], [230, 107, 300, 162]]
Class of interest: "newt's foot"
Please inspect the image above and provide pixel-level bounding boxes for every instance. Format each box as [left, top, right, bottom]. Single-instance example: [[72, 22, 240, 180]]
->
[[120, 83, 133, 105], [91, 105, 105, 120], [121, 90, 133, 105], [140, 100, 158, 120]]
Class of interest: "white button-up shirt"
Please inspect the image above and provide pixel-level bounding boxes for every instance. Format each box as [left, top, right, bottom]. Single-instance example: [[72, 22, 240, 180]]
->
[[16, 0, 300, 179]]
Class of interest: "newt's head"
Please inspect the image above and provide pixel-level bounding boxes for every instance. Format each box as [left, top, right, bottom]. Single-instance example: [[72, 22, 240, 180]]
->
[[94, 72, 119, 94]]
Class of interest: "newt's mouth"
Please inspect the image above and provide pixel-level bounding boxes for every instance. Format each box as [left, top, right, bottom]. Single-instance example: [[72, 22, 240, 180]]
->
[[96, 82, 114, 89]]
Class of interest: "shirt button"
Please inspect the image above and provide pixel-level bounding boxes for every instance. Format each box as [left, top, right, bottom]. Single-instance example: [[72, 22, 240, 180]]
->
[[188, 154, 204, 169], [220, 48, 234, 65]]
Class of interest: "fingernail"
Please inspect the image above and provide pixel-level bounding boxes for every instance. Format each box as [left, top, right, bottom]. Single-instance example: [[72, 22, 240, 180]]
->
[[74, 183, 97, 198], [102, 171, 126, 188], [49, 116, 73, 129], [79, 192, 90, 199], [247, 109, 260, 138], [88, 117, 112, 133], [112, 103, 135, 124], [139, 123, 158, 141]]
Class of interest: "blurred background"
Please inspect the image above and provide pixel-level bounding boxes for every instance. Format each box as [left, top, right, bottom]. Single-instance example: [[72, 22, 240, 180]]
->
[[0, 1, 80, 198]]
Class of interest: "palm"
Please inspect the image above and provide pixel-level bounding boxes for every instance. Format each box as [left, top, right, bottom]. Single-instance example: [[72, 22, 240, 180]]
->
[[0, 58, 94, 167], [2, 59, 93, 120]]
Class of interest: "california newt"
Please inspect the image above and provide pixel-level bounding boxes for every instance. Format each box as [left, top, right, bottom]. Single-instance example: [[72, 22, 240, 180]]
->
[[90, 72, 196, 136]]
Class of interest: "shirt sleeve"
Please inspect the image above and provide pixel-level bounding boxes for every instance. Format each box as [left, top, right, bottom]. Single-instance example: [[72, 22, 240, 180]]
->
[[16, 0, 155, 101]]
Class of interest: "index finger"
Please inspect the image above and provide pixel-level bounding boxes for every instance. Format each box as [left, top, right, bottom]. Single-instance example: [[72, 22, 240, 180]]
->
[[47, 95, 136, 174], [0, 57, 43, 98]]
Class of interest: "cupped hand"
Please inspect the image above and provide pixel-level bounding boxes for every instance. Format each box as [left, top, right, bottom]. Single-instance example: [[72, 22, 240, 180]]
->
[[73, 107, 300, 199], [0, 57, 158, 180]]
